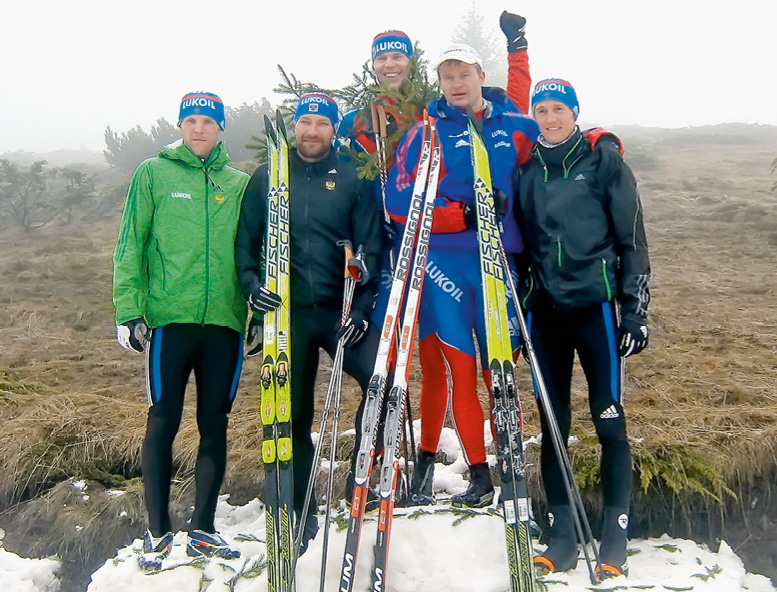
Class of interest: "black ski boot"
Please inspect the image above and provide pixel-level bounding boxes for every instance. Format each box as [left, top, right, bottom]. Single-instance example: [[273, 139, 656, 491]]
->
[[534, 505, 579, 575], [296, 504, 320, 557], [450, 463, 494, 508], [405, 450, 437, 507], [596, 507, 629, 579]]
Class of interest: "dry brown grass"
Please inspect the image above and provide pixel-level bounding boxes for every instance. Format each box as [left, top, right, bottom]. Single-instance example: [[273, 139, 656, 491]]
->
[[0, 125, 776, 588]]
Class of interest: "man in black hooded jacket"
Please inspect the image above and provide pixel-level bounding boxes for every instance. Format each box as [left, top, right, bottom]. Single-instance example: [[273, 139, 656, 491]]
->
[[235, 92, 383, 552], [516, 79, 650, 580]]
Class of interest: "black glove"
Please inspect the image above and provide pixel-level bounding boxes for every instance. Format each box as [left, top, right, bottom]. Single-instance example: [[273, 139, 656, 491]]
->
[[463, 189, 508, 229], [336, 310, 370, 348], [245, 316, 263, 358], [385, 112, 399, 138], [248, 285, 282, 313], [116, 318, 148, 353], [618, 318, 649, 357], [500, 11, 528, 53]]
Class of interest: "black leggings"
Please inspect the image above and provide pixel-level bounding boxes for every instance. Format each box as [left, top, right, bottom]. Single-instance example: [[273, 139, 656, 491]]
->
[[528, 302, 632, 509], [142, 323, 243, 535], [289, 305, 379, 515]]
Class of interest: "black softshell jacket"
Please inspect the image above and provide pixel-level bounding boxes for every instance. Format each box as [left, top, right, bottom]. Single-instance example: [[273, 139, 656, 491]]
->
[[236, 148, 382, 317], [516, 131, 651, 324]]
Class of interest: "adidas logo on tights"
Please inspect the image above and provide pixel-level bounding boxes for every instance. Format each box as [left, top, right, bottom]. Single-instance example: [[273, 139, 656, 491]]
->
[[600, 405, 620, 419]]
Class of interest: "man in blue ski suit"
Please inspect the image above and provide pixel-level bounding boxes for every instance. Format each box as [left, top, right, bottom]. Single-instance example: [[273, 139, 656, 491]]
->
[[385, 43, 539, 507]]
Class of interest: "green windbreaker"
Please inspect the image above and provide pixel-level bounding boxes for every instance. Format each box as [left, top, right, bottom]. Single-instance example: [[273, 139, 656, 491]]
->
[[113, 140, 250, 333]]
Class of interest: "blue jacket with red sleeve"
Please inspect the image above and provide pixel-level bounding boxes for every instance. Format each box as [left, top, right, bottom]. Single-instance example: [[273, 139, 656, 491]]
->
[[385, 86, 539, 254]]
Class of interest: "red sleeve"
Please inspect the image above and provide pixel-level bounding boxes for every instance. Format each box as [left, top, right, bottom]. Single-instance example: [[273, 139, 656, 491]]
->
[[584, 127, 625, 155], [506, 51, 531, 114], [512, 131, 535, 166]]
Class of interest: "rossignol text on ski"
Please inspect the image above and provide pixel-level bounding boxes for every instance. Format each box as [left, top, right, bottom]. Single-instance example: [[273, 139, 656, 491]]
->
[[338, 112, 438, 592], [371, 115, 441, 592]]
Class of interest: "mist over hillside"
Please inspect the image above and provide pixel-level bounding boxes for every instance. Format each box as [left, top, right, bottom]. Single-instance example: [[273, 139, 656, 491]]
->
[[0, 148, 108, 167], [3, 124, 776, 169]]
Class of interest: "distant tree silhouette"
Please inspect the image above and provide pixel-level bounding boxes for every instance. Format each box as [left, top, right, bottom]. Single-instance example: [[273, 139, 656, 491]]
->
[[451, 2, 507, 89], [0, 159, 57, 231], [59, 168, 98, 224], [222, 99, 275, 163], [103, 118, 178, 172]]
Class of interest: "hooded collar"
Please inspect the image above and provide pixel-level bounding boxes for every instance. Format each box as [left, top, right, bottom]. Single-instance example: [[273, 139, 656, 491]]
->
[[430, 86, 517, 123]]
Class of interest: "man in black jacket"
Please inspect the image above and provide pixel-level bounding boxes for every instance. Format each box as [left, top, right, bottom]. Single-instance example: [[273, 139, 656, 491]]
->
[[235, 92, 383, 552], [516, 79, 650, 579]]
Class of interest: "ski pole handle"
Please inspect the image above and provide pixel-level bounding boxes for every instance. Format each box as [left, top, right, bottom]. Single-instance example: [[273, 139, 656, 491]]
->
[[343, 244, 354, 278], [370, 101, 388, 140], [347, 244, 370, 285]]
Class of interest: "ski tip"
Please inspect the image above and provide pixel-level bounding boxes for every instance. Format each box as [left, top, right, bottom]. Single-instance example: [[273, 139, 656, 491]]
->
[[264, 115, 278, 144], [276, 109, 287, 140]]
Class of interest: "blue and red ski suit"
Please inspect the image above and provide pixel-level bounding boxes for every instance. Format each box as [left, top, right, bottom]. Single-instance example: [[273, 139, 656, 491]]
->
[[385, 88, 538, 465], [338, 51, 532, 327]]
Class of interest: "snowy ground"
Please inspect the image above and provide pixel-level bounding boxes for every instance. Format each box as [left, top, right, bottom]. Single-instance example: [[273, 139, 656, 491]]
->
[[3, 425, 776, 592], [86, 504, 777, 592]]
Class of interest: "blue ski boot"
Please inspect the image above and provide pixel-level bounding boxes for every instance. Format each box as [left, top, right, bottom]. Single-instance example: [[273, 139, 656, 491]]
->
[[138, 529, 173, 572]]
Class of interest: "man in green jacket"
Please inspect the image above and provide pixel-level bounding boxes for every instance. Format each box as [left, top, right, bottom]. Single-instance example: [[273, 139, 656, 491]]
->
[[113, 91, 249, 571]]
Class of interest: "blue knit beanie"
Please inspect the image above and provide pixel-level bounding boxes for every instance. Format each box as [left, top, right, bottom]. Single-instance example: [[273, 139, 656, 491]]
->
[[371, 30, 413, 62], [531, 78, 579, 118], [178, 91, 225, 130], [294, 93, 339, 128]]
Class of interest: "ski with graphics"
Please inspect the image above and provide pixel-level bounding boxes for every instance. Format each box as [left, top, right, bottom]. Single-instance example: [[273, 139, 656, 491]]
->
[[338, 113, 439, 592], [468, 115, 538, 592], [261, 111, 295, 592], [371, 115, 441, 592]]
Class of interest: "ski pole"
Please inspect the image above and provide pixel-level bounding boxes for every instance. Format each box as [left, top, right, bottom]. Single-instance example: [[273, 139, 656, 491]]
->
[[319, 244, 369, 590], [319, 300, 350, 591], [496, 240, 603, 584], [370, 100, 417, 489], [291, 244, 366, 580], [370, 101, 390, 231]]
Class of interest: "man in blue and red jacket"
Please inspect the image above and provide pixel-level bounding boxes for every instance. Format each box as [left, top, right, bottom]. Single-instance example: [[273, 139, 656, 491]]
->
[[339, 13, 532, 328], [386, 43, 539, 508]]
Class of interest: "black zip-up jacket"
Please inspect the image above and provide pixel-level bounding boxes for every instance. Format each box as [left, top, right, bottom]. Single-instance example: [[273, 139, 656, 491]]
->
[[236, 147, 382, 318], [515, 129, 650, 324]]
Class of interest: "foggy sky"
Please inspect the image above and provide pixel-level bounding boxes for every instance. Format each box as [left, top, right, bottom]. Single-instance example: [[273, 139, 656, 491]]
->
[[1, 0, 773, 154]]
